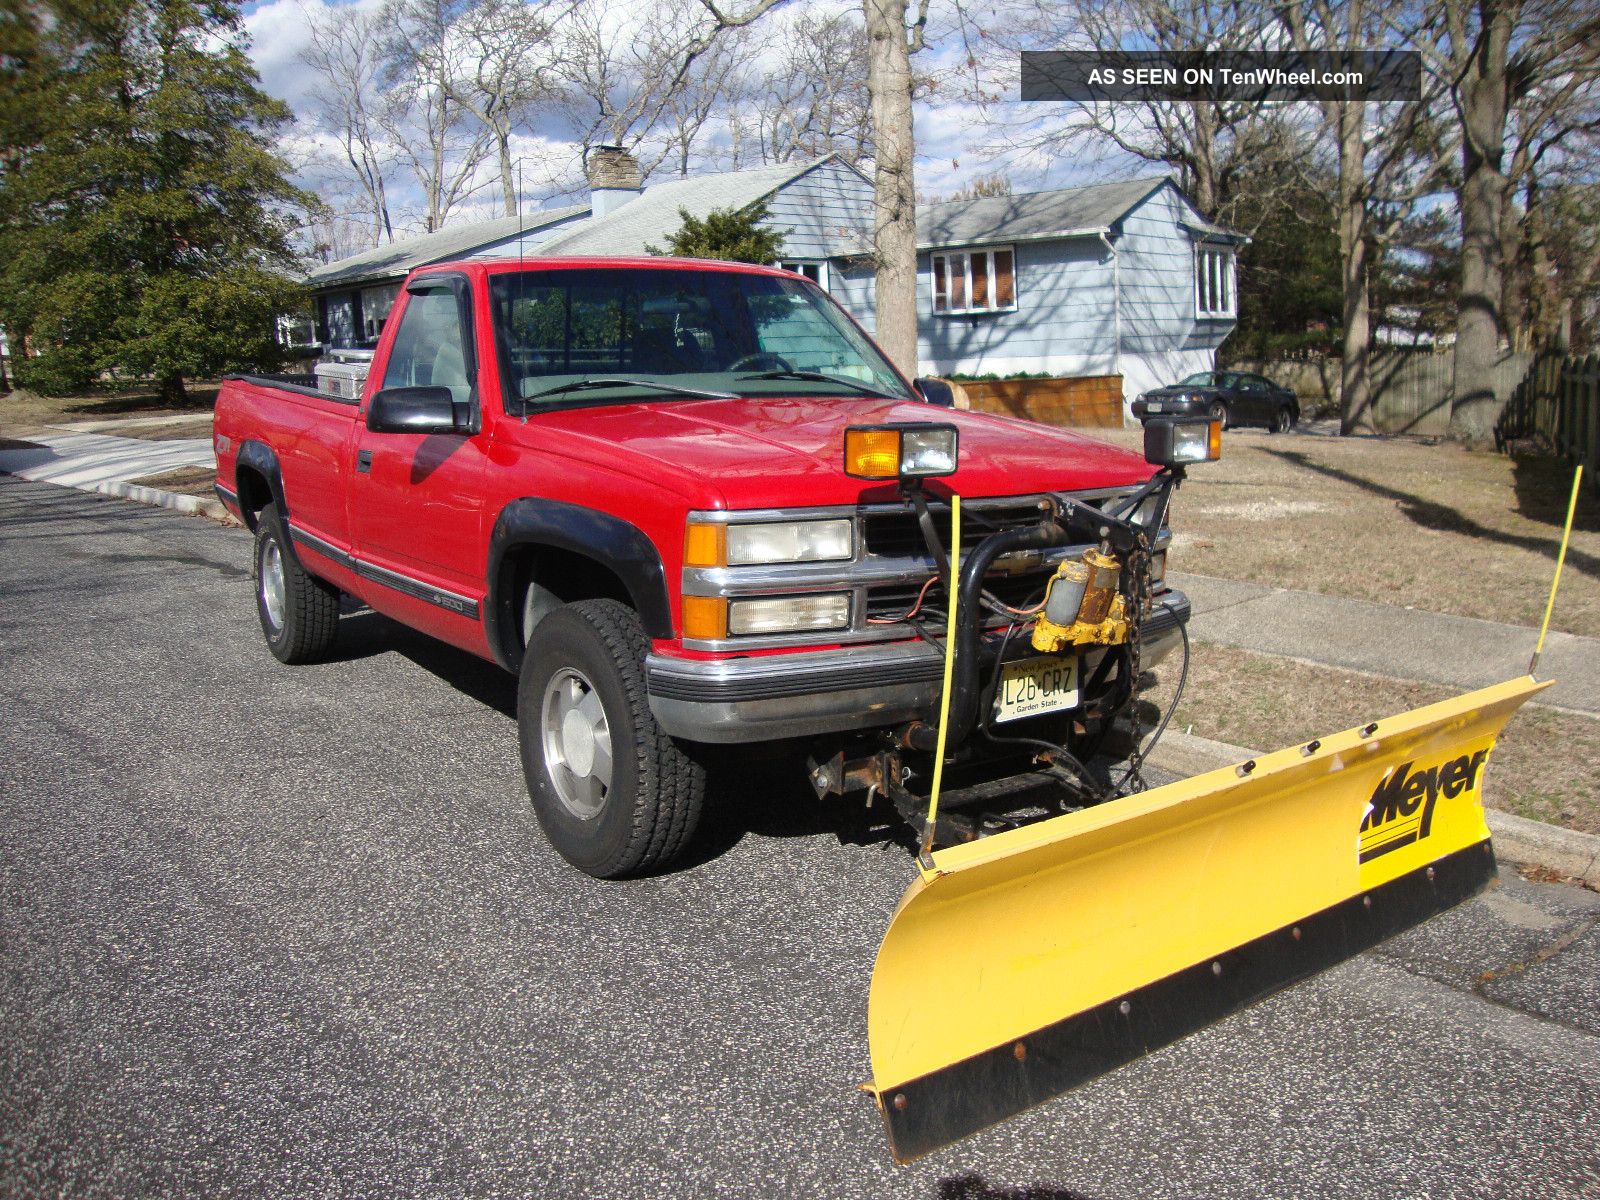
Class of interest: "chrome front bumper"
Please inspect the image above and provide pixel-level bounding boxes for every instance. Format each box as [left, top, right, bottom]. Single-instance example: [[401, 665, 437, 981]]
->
[[647, 589, 1190, 743]]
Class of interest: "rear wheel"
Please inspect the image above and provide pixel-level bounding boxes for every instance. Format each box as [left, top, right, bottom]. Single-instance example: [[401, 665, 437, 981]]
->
[[1208, 400, 1228, 429], [253, 503, 340, 663], [1270, 406, 1295, 434], [518, 599, 705, 878]]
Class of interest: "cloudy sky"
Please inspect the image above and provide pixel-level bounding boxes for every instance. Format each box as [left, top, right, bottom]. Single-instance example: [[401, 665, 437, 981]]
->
[[238, 0, 1128, 242]]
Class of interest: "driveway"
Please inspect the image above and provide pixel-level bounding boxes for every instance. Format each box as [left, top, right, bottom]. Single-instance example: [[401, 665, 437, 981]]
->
[[2, 476, 1598, 1199]]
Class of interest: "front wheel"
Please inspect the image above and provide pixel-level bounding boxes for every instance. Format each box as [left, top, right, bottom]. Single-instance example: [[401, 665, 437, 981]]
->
[[1208, 400, 1228, 429], [1270, 406, 1295, 434], [518, 599, 705, 878]]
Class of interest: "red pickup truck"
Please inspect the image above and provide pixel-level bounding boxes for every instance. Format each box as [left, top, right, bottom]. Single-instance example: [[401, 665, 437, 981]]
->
[[215, 256, 1198, 879]]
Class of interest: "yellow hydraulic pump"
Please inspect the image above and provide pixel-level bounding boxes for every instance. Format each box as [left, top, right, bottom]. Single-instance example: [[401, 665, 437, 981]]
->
[[1031, 547, 1132, 653]]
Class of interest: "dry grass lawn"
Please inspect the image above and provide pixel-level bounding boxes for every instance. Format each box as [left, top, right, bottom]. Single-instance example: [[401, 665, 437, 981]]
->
[[2, 383, 219, 436], [1089, 423, 1600, 637], [113, 415, 217, 440], [1171, 642, 1600, 834], [127, 466, 216, 497]]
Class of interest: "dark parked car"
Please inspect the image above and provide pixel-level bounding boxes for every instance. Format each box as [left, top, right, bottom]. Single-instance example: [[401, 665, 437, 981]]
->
[[1132, 371, 1299, 433]]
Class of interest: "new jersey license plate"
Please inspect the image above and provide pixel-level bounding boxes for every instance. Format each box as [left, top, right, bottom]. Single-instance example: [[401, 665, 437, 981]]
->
[[994, 656, 1080, 723]]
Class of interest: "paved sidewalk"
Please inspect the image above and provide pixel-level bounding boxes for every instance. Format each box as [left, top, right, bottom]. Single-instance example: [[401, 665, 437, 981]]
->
[[1174, 570, 1600, 715], [0, 431, 213, 489]]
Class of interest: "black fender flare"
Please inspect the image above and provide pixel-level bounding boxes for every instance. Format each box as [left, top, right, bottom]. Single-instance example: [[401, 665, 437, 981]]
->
[[233, 439, 289, 529], [485, 498, 673, 671]]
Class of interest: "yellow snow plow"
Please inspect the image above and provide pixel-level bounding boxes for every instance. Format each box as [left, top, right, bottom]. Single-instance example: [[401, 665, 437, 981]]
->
[[866, 674, 1547, 1162], [839, 423, 1576, 1162]]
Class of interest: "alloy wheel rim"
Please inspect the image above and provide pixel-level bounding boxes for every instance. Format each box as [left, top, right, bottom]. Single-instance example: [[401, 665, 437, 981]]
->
[[260, 540, 287, 632], [540, 668, 614, 820]]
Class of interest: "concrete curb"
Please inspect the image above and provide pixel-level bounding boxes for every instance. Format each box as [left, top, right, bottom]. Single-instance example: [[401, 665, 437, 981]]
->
[[1, 468, 242, 527], [91, 478, 238, 524], [1147, 729, 1600, 889]]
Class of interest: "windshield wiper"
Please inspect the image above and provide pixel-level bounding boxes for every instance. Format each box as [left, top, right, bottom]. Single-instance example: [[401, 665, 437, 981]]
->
[[733, 369, 901, 399], [523, 377, 739, 402]]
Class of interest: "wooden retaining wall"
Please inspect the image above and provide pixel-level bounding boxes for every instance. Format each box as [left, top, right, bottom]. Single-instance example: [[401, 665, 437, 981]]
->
[[945, 375, 1125, 428]]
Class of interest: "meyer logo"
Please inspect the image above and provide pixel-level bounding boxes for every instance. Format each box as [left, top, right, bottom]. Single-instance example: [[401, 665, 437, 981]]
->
[[1358, 750, 1487, 863]]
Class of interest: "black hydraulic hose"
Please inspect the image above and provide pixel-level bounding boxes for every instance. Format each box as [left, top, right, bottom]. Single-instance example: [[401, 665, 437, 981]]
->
[[931, 518, 1066, 750]]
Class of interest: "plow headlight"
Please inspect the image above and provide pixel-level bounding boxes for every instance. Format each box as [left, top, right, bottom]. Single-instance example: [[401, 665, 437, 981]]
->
[[1144, 416, 1221, 466], [845, 423, 959, 480]]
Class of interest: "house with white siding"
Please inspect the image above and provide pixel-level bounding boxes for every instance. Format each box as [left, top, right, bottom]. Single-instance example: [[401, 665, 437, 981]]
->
[[302, 150, 1242, 418]]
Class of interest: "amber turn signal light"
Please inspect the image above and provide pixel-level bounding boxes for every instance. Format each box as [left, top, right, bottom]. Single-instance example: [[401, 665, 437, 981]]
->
[[844, 423, 959, 480]]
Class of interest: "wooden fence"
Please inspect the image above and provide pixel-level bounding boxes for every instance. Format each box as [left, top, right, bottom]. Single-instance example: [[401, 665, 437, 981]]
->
[[1234, 350, 1540, 435], [1496, 352, 1600, 492], [945, 375, 1125, 428]]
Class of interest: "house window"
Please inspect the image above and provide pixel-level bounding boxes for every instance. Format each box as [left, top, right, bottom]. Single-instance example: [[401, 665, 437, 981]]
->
[[1195, 245, 1236, 318], [931, 247, 1016, 315], [780, 260, 829, 291]]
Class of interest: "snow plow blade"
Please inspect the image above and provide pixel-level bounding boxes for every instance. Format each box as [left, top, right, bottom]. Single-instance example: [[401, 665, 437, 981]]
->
[[867, 675, 1548, 1162]]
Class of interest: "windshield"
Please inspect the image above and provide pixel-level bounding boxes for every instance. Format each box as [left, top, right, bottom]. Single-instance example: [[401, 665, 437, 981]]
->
[[488, 267, 914, 406], [1178, 372, 1219, 386]]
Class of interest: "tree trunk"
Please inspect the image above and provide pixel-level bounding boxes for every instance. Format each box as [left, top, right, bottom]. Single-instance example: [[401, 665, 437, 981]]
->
[[159, 374, 188, 405], [1335, 99, 1371, 435], [1189, 102, 1218, 218], [498, 127, 517, 217], [1449, 0, 1512, 446], [862, 0, 918, 375]]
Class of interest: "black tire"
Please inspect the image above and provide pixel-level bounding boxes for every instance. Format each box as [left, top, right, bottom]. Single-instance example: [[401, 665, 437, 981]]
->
[[253, 503, 340, 664], [1271, 405, 1296, 434], [1208, 399, 1228, 428], [517, 598, 705, 879]]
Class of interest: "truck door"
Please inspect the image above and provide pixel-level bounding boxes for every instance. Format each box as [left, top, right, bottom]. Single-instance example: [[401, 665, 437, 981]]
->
[[350, 275, 489, 623]]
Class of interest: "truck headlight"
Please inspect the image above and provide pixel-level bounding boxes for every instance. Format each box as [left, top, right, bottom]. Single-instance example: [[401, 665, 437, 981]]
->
[[685, 519, 854, 566], [1127, 492, 1166, 527], [728, 519, 851, 565], [844, 423, 959, 480], [728, 593, 850, 635]]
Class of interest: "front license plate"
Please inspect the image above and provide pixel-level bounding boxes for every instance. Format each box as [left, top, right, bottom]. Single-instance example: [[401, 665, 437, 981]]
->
[[994, 656, 1080, 723], [1145, 401, 1164, 412]]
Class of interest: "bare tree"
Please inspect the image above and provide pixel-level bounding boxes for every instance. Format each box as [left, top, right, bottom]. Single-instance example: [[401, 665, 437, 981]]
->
[[445, 0, 561, 215], [651, 21, 753, 176], [1405, 0, 1600, 443], [298, 2, 396, 246], [1497, 64, 1600, 349], [382, 0, 492, 231], [744, 8, 873, 167], [1282, 0, 1452, 434], [858, 0, 931, 372], [985, 0, 1291, 224], [551, 0, 720, 176]]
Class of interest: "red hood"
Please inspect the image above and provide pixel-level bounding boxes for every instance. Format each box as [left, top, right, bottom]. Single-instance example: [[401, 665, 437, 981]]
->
[[515, 396, 1153, 508]]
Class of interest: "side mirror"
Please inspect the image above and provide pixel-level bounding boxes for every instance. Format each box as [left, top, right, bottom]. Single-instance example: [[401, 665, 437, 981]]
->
[[914, 377, 955, 407], [367, 386, 460, 434]]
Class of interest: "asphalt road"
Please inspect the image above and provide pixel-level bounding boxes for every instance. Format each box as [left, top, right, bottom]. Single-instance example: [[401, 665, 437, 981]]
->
[[3, 475, 1599, 1200]]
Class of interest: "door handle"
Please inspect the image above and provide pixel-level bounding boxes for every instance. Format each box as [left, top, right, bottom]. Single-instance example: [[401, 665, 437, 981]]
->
[[356, 449, 373, 473]]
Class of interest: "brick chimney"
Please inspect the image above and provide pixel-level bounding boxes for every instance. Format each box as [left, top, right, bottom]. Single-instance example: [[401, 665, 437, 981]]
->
[[586, 144, 642, 218]]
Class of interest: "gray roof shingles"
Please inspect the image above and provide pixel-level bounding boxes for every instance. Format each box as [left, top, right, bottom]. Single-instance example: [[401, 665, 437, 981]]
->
[[533, 159, 829, 257], [916, 176, 1173, 248], [305, 205, 588, 289]]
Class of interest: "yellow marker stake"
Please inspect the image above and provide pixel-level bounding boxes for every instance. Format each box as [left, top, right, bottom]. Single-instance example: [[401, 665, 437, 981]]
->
[[1530, 464, 1583, 676], [919, 494, 961, 868]]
